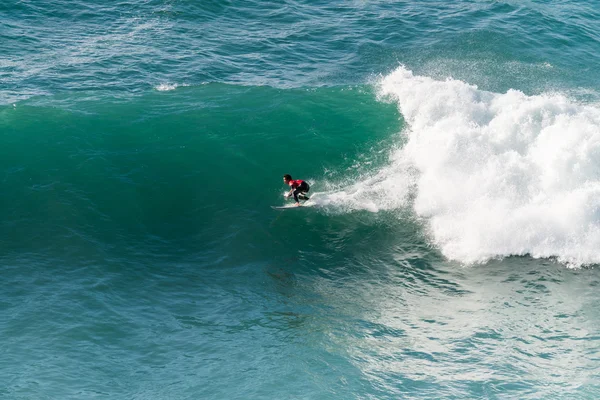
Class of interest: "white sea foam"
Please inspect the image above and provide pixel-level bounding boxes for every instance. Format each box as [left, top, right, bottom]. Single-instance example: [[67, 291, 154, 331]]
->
[[309, 160, 415, 214], [155, 83, 190, 91], [155, 83, 179, 91], [325, 67, 600, 266], [381, 67, 600, 266]]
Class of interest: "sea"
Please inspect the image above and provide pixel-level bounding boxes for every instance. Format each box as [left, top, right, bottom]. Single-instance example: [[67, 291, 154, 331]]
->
[[2, 0, 600, 398]]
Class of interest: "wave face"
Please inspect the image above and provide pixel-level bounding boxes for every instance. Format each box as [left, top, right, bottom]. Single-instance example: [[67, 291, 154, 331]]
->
[[0, 84, 400, 256]]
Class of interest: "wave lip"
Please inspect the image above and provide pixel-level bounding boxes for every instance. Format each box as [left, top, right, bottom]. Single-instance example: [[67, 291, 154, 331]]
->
[[376, 66, 600, 267]]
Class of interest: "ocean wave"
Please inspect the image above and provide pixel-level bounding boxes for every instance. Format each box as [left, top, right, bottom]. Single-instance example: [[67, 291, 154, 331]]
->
[[378, 67, 600, 266], [318, 67, 600, 267]]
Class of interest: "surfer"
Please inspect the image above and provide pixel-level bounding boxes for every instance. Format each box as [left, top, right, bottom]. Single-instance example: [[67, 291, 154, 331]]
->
[[283, 174, 310, 206]]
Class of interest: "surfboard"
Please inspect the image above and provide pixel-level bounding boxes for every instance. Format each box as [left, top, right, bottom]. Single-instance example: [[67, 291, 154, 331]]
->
[[271, 204, 308, 210], [271, 200, 315, 210]]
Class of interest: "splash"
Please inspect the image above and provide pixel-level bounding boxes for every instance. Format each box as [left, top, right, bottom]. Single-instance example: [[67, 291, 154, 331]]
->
[[323, 67, 600, 267], [377, 67, 600, 266], [307, 163, 415, 214]]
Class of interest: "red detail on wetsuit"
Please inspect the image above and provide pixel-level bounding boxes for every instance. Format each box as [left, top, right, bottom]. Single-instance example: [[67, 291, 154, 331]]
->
[[288, 179, 304, 188]]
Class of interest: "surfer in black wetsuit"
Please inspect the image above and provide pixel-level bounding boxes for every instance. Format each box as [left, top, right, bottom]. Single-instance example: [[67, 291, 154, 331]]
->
[[283, 174, 310, 206]]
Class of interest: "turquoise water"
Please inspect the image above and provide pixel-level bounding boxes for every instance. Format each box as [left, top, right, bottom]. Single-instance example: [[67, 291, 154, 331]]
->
[[2, 1, 600, 398]]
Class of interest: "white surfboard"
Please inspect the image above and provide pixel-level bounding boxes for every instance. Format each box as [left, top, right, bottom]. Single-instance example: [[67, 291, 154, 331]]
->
[[271, 199, 315, 209], [271, 204, 310, 210]]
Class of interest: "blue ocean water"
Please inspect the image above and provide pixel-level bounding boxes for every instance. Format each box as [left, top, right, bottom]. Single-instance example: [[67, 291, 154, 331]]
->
[[2, 0, 600, 398]]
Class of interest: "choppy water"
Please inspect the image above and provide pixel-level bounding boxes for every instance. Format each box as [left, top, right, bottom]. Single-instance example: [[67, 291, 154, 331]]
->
[[2, 1, 600, 398]]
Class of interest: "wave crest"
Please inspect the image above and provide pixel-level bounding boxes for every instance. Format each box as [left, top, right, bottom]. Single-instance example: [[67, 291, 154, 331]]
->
[[326, 67, 600, 267]]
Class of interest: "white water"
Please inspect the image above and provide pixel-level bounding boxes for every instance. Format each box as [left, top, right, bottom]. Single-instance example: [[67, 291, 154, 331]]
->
[[321, 67, 600, 267]]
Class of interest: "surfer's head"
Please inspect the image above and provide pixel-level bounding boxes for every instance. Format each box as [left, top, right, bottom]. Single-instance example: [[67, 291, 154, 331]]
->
[[283, 174, 292, 184]]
